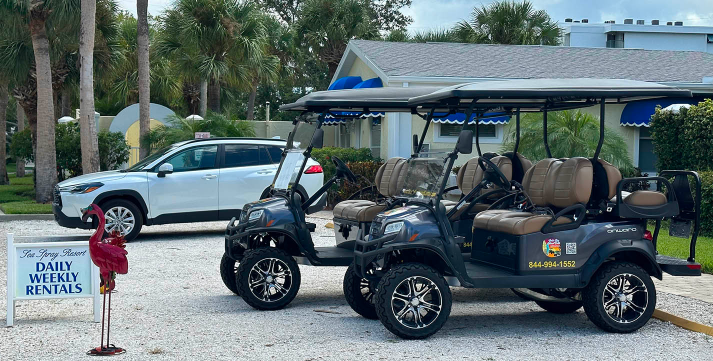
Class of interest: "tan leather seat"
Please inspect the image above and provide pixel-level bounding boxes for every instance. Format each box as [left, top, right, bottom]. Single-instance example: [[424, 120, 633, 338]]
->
[[332, 157, 406, 222], [622, 190, 667, 206], [447, 155, 516, 219], [473, 157, 593, 235]]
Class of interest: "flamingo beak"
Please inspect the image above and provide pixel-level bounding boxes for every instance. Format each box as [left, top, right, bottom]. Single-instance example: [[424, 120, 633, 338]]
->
[[81, 205, 94, 222]]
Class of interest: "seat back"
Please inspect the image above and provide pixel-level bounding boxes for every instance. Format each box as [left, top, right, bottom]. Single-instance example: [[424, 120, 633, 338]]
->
[[590, 158, 622, 205], [522, 157, 593, 209], [501, 152, 533, 183], [456, 155, 513, 195], [375, 157, 407, 197]]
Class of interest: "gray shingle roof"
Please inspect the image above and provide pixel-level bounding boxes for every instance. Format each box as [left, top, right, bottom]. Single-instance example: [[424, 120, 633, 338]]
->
[[350, 40, 713, 83]]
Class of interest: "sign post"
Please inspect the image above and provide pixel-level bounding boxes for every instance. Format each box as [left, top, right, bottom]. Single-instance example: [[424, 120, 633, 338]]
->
[[6, 234, 101, 327]]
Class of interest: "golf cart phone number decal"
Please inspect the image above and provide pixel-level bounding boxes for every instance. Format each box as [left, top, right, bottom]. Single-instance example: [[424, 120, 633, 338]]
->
[[528, 260, 576, 268]]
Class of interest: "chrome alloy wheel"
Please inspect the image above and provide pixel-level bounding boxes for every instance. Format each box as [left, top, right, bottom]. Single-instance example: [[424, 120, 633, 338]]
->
[[248, 258, 293, 302], [104, 206, 136, 236], [391, 276, 442, 329], [602, 273, 649, 324]]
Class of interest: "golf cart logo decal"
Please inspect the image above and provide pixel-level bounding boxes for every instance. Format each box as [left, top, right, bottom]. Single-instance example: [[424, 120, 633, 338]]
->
[[566, 242, 577, 255], [607, 227, 638, 234], [542, 239, 561, 258]]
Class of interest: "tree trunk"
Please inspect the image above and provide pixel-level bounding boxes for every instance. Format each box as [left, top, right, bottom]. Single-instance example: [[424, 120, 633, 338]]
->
[[79, 0, 100, 174], [29, 4, 58, 203], [327, 61, 339, 81], [61, 86, 71, 117], [208, 76, 220, 113], [199, 79, 207, 117], [246, 82, 257, 120], [137, 0, 151, 159], [53, 87, 61, 121], [0, 84, 8, 185], [16, 105, 26, 177]]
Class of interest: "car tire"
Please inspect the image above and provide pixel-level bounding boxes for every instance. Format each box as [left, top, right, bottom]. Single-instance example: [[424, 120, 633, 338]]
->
[[220, 253, 240, 295], [535, 300, 583, 314], [343, 263, 378, 319], [99, 199, 143, 242], [375, 263, 452, 339], [583, 261, 656, 333], [236, 248, 301, 310], [511, 288, 532, 300]]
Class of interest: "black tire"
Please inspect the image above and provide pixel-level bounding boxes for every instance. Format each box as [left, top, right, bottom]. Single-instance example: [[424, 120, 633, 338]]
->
[[535, 300, 583, 314], [236, 248, 301, 310], [98, 199, 143, 242], [343, 263, 377, 319], [374, 263, 452, 339], [511, 288, 532, 300], [220, 253, 240, 295], [582, 261, 656, 333]]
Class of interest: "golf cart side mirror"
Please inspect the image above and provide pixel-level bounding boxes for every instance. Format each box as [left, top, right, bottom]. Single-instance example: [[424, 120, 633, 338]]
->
[[311, 128, 324, 149], [413, 134, 419, 153], [456, 130, 473, 154], [157, 163, 173, 177]]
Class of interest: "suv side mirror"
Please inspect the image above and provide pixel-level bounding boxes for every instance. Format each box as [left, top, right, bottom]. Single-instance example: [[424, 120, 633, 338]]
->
[[311, 128, 324, 149], [455, 130, 473, 154], [157, 163, 173, 177]]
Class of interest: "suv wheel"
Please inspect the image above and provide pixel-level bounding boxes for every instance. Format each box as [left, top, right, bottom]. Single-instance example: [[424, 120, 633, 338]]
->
[[583, 261, 656, 333], [343, 263, 377, 319], [375, 263, 452, 339], [100, 199, 143, 242], [236, 248, 301, 310]]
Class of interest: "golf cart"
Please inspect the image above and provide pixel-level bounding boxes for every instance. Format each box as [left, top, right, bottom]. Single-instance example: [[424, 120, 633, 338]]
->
[[350, 79, 704, 339], [222, 86, 442, 311]]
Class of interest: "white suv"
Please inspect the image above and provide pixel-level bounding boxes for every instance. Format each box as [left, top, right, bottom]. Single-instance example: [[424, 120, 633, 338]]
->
[[53, 138, 324, 241]]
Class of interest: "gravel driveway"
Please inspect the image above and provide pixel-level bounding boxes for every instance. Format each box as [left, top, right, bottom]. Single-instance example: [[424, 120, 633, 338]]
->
[[1, 218, 712, 361]]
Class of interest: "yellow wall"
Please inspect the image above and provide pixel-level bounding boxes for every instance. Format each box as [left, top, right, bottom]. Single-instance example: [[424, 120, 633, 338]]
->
[[347, 57, 379, 80]]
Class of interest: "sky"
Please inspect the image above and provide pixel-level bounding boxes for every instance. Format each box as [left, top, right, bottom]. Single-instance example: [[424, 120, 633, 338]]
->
[[116, 0, 713, 29]]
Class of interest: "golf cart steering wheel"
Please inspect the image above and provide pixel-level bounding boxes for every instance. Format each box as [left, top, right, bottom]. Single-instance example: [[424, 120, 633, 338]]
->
[[477, 157, 510, 190], [331, 156, 358, 183]]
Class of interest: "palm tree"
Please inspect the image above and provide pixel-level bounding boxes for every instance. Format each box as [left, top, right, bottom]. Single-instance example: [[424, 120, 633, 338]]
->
[[15, 105, 26, 177], [137, 0, 150, 159], [502, 110, 634, 173], [455, 0, 561, 45], [0, 84, 8, 184], [142, 113, 255, 151], [79, 0, 100, 174]]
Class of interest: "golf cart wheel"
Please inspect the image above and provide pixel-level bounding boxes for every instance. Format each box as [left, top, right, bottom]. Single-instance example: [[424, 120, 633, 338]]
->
[[511, 288, 532, 300], [374, 263, 452, 339], [583, 262, 656, 333], [343, 263, 377, 319], [220, 253, 240, 295], [535, 300, 583, 314], [236, 248, 301, 310]]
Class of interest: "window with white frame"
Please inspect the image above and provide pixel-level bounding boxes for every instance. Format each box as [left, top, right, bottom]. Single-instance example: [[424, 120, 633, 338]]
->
[[434, 123, 503, 143]]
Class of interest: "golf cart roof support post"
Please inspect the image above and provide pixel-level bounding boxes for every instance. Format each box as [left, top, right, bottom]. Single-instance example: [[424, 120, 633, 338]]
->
[[293, 112, 325, 187], [592, 98, 606, 161], [416, 106, 437, 154], [460, 101, 478, 156], [543, 107, 552, 158], [514, 109, 521, 154]]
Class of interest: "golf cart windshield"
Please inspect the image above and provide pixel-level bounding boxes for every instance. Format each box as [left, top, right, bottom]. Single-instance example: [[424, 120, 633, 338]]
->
[[273, 120, 318, 190], [399, 151, 450, 201]]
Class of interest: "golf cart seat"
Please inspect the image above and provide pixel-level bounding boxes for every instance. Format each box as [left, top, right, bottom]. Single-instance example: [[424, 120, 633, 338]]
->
[[473, 157, 593, 235], [591, 158, 669, 210], [333, 157, 407, 222]]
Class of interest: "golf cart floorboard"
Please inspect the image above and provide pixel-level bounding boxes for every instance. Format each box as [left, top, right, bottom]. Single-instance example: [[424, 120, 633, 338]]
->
[[462, 261, 579, 289], [309, 247, 354, 267], [656, 254, 702, 276]]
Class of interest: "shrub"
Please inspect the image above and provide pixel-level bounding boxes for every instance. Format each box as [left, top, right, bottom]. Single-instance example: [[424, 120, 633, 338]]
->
[[98, 130, 131, 171], [311, 147, 375, 181], [326, 160, 384, 207], [55, 123, 83, 180], [650, 106, 686, 172], [700, 171, 713, 236], [651, 99, 713, 172], [9, 128, 33, 162]]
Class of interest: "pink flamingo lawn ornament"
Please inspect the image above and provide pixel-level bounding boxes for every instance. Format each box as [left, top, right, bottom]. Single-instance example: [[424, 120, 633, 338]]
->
[[82, 204, 129, 356]]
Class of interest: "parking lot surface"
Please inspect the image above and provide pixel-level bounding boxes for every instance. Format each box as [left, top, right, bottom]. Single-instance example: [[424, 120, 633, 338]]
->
[[1, 218, 712, 360]]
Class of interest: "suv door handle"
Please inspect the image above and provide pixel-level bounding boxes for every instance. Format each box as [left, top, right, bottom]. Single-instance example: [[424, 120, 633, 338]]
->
[[202, 174, 217, 180], [257, 169, 274, 174]]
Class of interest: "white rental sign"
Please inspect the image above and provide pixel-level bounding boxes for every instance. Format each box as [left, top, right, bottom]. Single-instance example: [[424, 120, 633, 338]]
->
[[6, 234, 101, 327]]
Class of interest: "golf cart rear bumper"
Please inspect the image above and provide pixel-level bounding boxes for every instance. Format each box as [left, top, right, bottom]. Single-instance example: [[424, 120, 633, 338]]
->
[[352, 233, 398, 279]]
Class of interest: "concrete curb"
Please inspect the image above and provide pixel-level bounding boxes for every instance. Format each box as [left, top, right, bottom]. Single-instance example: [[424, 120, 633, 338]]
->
[[0, 214, 55, 222], [653, 309, 713, 336]]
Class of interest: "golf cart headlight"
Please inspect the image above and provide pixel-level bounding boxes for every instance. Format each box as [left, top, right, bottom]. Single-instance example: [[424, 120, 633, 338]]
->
[[248, 210, 264, 222], [384, 221, 404, 235], [62, 182, 104, 194]]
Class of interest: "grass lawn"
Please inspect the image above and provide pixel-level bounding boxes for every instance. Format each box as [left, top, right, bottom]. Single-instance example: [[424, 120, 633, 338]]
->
[[656, 227, 713, 274], [0, 170, 53, 214]]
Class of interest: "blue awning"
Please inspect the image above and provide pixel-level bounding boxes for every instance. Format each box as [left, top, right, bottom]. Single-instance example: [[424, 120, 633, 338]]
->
[[620, 98, 700, 127], [353, 77, 383, 89], [433, 112, 510, 125], [328, 76, 363, 90]]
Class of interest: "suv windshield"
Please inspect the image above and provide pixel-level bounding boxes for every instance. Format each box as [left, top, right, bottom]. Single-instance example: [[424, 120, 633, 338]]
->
[[273, 120, 318, 190], [124, 143, 184, 172], [399, 151, 449, 201]]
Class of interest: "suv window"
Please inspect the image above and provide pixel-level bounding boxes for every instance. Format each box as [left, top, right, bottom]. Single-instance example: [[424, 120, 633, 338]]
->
[[163, 145, 218, 172], [265, 145, 284, 164], [224, 144, 273, 168]]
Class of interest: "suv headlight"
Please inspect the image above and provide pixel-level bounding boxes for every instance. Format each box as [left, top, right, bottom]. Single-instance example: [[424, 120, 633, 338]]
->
[[248, 210, 264, 222], [384, 221, 404, 235], [59, 182, 104, 194]]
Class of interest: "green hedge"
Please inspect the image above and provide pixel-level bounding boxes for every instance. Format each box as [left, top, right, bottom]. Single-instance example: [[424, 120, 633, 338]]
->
[[651, 99, 713, 171], [700, 171, 713, 236], [311, 147, 376, 181], [327, 161, 384, 207]]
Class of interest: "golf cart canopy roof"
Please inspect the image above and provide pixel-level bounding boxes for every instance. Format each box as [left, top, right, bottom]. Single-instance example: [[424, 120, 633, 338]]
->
[[279, 86, 441, 113], [407, 78, 693, 112]]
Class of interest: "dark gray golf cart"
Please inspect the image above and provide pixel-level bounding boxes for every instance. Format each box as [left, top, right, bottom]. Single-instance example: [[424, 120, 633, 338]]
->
[[349, 78, 704, 339]]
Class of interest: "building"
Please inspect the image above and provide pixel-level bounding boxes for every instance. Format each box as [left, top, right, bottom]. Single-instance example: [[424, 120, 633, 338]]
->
[[326, 39, 713, 174], [563, 18, 713, 53]]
